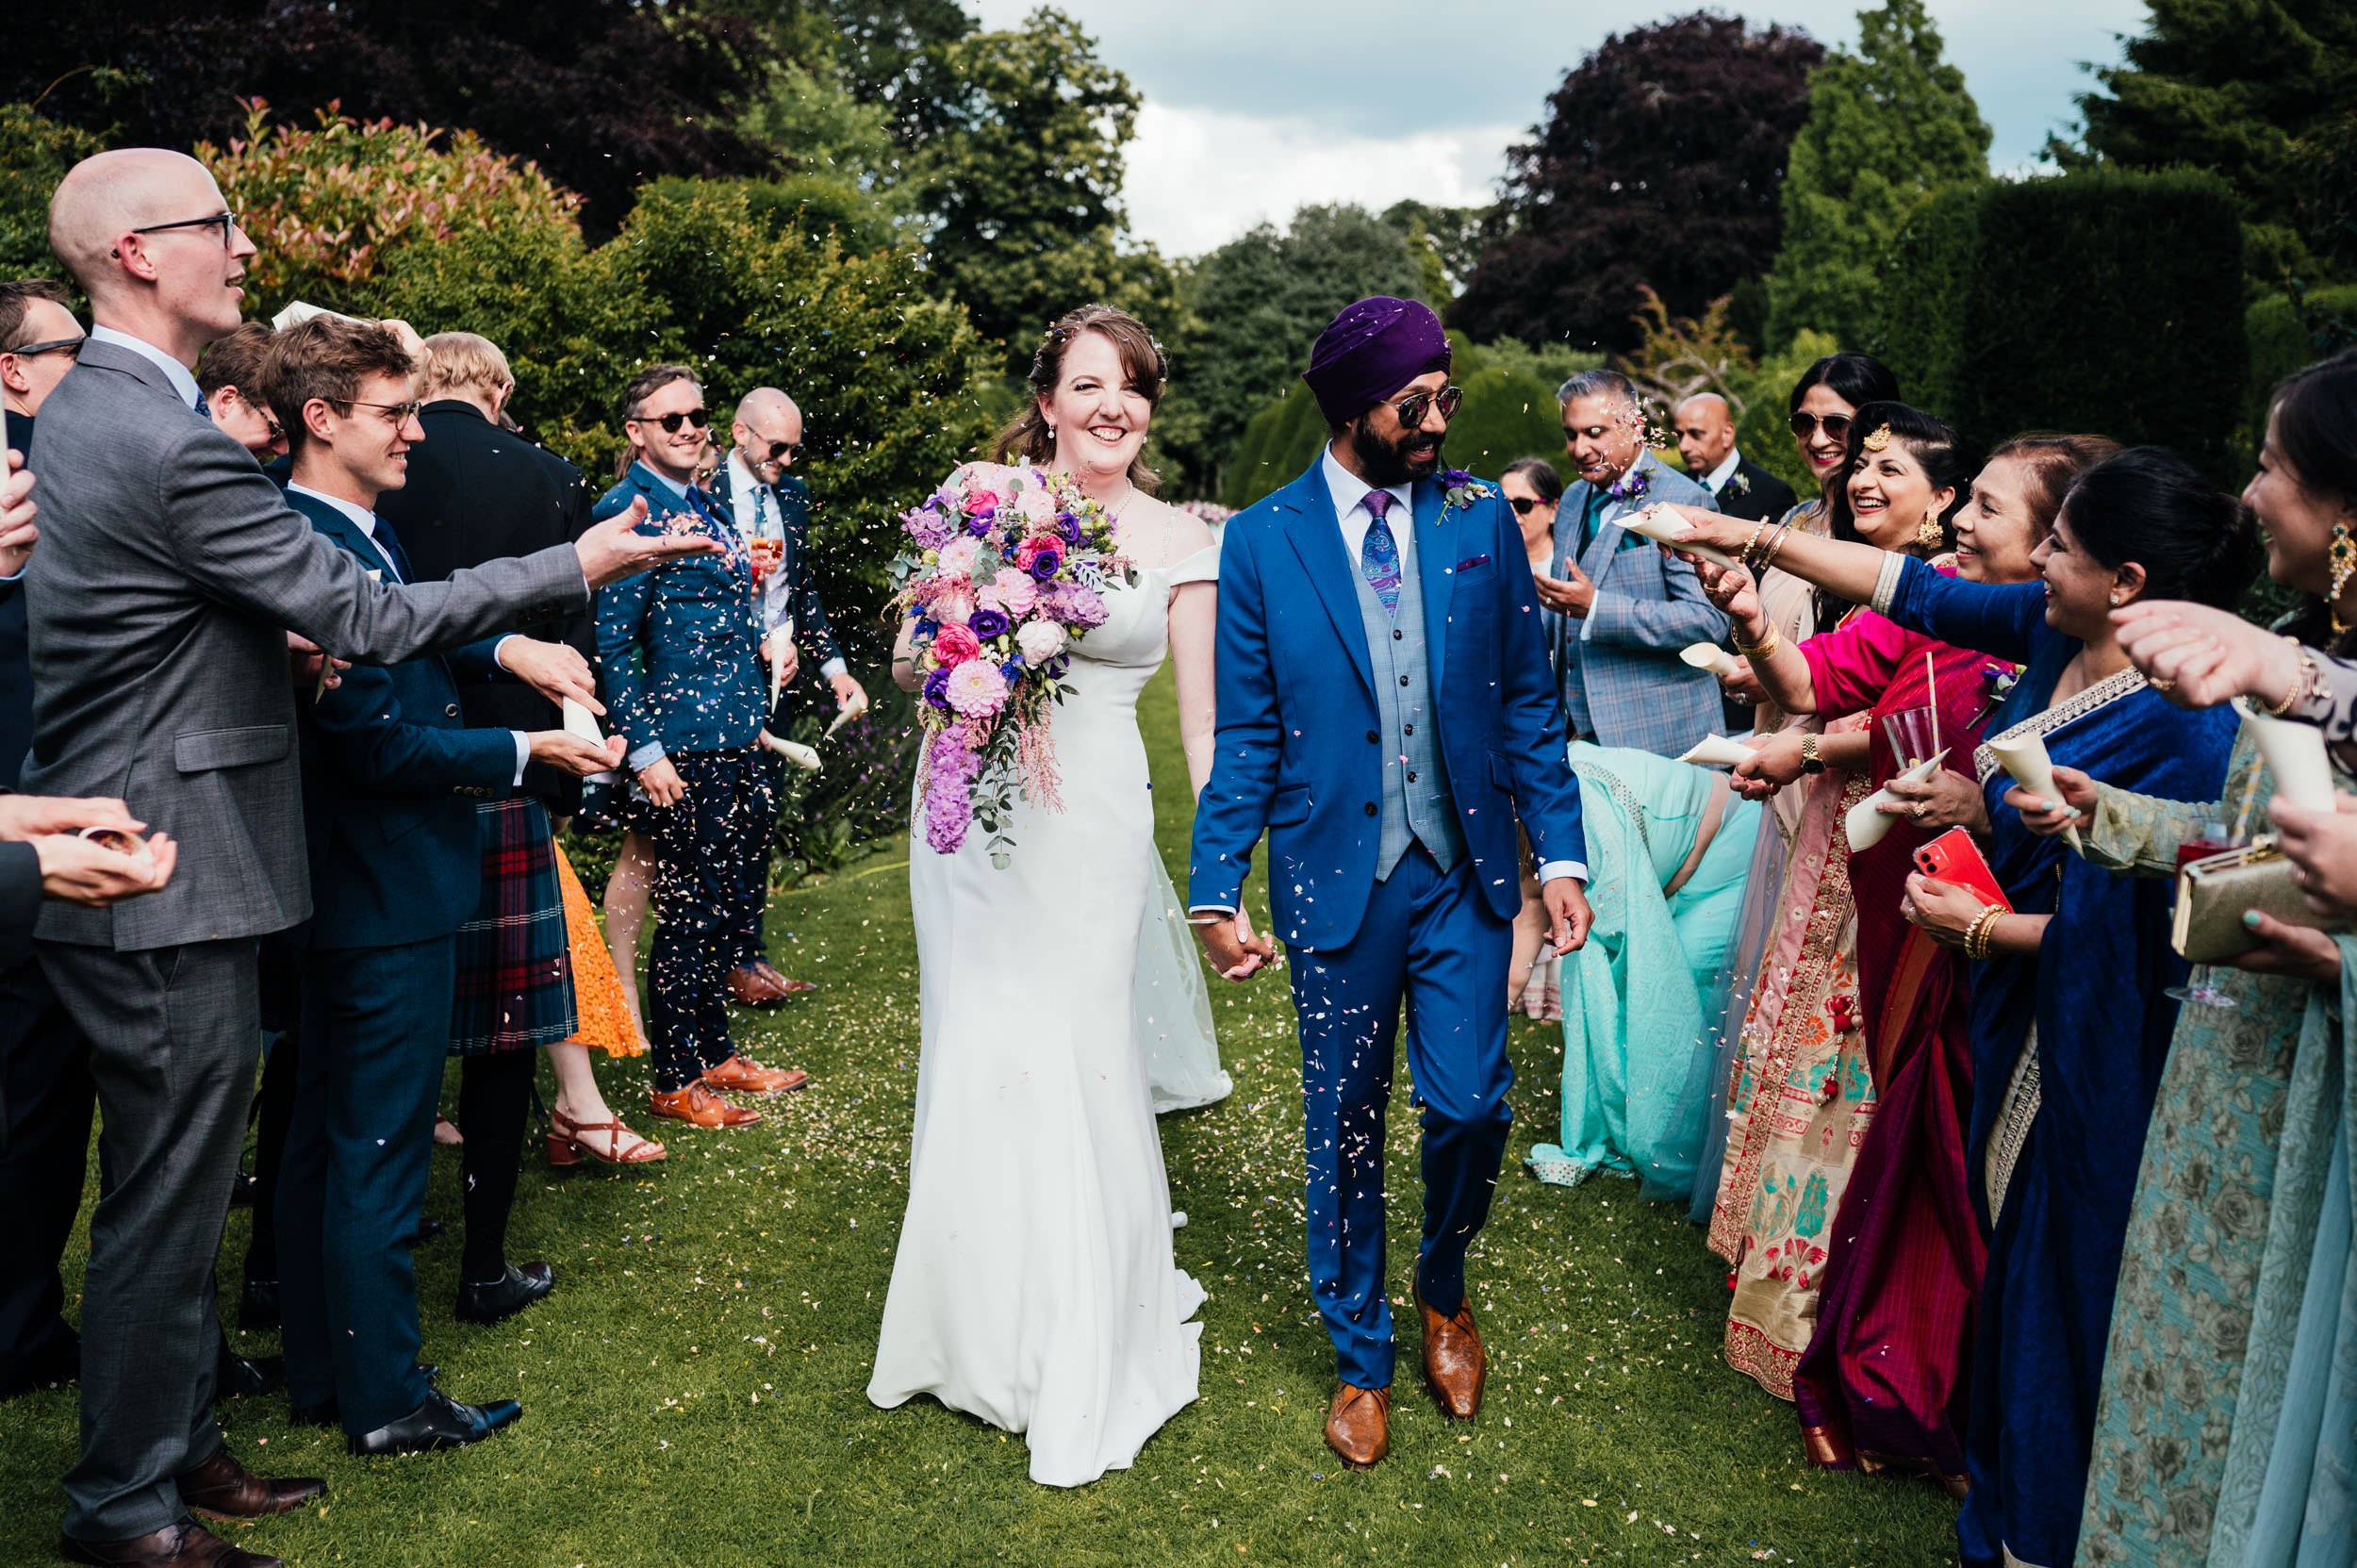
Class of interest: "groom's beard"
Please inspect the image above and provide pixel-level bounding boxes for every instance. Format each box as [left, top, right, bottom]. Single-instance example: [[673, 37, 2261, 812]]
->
[[1348, 420, 1442, 489]]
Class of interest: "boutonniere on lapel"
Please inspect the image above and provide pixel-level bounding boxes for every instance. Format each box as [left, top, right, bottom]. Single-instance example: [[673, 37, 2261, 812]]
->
[[1606, 467, 1652, 505], [1436, 468, 1494, 521], [1725, 470, 1752, 499], [1969, 662, 2024, 728]]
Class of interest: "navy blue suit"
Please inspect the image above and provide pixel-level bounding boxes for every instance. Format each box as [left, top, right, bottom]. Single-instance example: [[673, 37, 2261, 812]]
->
[[593, 463, 766, 1089], [1189, 459, 1586, 1388], [275, 486, 519, 1435]]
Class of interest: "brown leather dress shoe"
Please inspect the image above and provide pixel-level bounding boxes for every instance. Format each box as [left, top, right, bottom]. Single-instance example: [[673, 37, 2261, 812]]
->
[[1324, 1382, 1391, 1470], [175, 1446, 323, 1521], [747, 960, 816, 996], [1416, 1290, 1487, 1419], [647, 1081, 763, 1128], [702, 1053, 808, 1095], [725, 966, 790, 1008], [59, 1517, 280, 1567]]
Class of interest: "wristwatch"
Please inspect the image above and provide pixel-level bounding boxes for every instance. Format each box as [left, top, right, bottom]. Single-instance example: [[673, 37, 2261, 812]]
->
[[1799, 734, 1826, 775]]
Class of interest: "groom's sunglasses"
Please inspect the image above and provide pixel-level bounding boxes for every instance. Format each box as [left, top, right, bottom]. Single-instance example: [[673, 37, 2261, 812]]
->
[[630, 407, 711, 434], [1788, 410, 1853, 441], [1382, 385, 1463, 428]]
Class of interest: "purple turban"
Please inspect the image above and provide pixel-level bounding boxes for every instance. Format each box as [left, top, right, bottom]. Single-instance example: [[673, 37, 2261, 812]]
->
[[1302, 296, 1451, 425]]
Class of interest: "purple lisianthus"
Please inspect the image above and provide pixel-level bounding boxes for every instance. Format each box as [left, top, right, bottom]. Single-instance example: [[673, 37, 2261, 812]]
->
[[1027, 544, 1065, 583], [968, 607, 1011, 639], [1439, 467, 1475, 490], [1056, 512, 1081, 544], [921, 668, 953, 711], [965, 509, 996, 537]]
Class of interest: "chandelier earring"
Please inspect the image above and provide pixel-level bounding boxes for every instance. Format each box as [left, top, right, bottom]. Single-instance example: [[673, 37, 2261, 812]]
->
[[2331, 521, 2356, 635], [1916, 503, 1946, 551]]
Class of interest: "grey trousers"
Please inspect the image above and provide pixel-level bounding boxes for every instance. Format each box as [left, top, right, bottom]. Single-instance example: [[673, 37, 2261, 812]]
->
[[38, 937, 259, 1543]]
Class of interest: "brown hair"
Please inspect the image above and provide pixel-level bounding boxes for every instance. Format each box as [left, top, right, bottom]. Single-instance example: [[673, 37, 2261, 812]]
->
[[0, 278, 71, 351], [256, 315, 416, 457], [1984, 433, 2124, 538], [616, 362, 703, 478], [992, 304, 1167, 492], [196, 321, 274, 400]]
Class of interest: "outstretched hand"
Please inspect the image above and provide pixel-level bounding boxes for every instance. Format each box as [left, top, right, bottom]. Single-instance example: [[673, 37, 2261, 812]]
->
[[575, 498, 723, 588], [2112, 600, 2302, 711], [1195, 907, 1276, 982]]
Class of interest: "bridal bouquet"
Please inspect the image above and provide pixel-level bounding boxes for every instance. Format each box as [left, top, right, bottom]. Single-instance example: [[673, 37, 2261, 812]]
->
[[891, 463, 1128, 861]]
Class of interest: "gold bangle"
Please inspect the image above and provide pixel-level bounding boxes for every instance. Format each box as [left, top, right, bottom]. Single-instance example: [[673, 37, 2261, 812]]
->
[[2260, 636, 2324, 718], [1966, 905, 2003, 961], [1733, 625, 1780, 660], [1738, 520, 1769, 569], [1756, 520, 1794, 571]]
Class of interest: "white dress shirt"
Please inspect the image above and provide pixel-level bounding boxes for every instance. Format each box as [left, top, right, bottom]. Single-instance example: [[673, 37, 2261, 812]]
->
[[1700, 448, 1741, 497], [288, 481, 527, 785], [88, 323, 204, 411], [721, 450, 849, 684]]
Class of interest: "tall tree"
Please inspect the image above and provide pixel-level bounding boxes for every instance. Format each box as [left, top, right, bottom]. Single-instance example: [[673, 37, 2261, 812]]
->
[[2055, 0, 2357, 279], [1761, 0, 1990, 352], [1163, 204, 1430, 492], [0, 0, 784, 234], [1452, 12, 1824, 355], [913, 7, 1169, 368]]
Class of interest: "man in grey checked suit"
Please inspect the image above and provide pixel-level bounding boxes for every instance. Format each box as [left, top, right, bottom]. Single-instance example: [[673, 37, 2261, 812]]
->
[[1533, 368, 1729, 757], [22, 149, 711, 1568]]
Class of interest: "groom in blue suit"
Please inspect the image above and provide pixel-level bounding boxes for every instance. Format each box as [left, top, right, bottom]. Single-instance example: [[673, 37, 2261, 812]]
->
[[1189, 298, 1592, 1471]]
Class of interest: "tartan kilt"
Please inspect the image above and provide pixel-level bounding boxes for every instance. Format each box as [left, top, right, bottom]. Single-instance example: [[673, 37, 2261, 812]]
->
[[449, 797, 577, 1055]]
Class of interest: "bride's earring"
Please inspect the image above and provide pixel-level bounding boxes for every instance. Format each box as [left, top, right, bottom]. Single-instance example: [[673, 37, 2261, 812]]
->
[[1916, 504, 1945, 550], [2332, 521, 2355, 635]]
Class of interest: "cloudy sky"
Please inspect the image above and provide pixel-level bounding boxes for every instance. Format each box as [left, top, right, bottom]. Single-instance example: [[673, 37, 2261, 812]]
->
[[971, 0, 2151, 257]]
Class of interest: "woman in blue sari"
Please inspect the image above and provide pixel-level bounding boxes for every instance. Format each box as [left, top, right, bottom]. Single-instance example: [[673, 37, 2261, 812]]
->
[[1666, 448, 2261, 1568]]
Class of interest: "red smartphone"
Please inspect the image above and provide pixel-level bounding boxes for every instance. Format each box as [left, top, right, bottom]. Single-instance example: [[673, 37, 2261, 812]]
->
[[1913, 827, 2012, 911]]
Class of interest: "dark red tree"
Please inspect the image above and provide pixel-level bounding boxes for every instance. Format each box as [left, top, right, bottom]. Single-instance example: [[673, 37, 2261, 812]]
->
[[1452, 12, 1823, 355], [4, 0, 785, 234]]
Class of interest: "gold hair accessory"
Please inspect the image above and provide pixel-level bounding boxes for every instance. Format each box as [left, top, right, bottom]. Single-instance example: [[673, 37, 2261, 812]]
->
[[1861, 425, 1892, 454], [2332, 522, 2356, 635]]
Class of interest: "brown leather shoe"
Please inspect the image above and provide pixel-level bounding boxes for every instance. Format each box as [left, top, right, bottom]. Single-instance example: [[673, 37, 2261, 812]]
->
[[648, 1081, 763, 1129], [1324, 1382, 1391, 1470], [747, 960, 816, 996], [702, 1053, 808, 1095], [175, 1446, 323, 1520], [59, 1517, 281, 1567], [1416, 1290, 1487, 1419], [726, 966, 790, 1008]]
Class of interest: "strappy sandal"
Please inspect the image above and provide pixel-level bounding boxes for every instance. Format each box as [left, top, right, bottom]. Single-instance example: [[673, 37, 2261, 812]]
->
[[546, 1108, 667, 1168]]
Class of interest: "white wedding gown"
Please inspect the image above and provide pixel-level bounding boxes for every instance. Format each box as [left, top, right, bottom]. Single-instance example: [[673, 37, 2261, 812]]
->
[[867, 542, 1219, 1487]]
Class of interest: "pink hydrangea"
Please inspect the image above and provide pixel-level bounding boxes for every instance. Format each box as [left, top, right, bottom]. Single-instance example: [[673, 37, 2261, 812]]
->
[[945, 660, 1009, 718]]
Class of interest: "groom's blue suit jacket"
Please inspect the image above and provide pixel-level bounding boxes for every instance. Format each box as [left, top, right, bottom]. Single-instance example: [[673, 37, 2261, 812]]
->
[[1189, 459, 1587, 952]]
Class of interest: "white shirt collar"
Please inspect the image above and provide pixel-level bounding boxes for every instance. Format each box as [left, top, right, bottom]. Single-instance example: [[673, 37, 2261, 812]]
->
[[89, 324, 203, 412], [1322, 447, 1410, 527], [723, 450, 770, 531], [1703, 449, 1741, 493], [633, 460, 691, 506], [286, 481, 379, 540]]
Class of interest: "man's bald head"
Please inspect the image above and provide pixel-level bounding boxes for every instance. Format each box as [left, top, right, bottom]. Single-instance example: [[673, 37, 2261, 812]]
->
[[47, 149, 254, 360], [1673, 391, 1737, 477], [733, 386, 804, 485]]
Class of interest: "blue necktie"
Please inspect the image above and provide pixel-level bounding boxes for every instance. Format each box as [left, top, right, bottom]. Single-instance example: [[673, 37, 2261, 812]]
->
[[368, 515, 413, 583], [193, 391, 209, 420], [1360, 489, 1401, 616]]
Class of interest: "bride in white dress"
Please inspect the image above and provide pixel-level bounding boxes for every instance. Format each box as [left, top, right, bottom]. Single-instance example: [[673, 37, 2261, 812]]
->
[[869, 305, 1222, 1486]]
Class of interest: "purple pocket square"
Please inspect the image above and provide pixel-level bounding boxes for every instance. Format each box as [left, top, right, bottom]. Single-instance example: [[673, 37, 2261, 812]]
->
[[1454, 553, 1492, 571]]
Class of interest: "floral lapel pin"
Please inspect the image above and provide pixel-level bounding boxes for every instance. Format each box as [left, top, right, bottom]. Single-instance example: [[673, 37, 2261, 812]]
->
[[1438, 468, 1494, 520]]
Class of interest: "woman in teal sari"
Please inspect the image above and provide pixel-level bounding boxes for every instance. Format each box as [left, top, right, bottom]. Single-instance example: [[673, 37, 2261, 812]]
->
[[1528, 744, 1762, 1198]]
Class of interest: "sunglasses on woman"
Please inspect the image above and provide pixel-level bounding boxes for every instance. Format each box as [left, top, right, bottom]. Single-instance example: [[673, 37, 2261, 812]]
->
[[1788, 410, 1853, 441], [1508, 495, 1545, 516], [632, 407, 711, 434]]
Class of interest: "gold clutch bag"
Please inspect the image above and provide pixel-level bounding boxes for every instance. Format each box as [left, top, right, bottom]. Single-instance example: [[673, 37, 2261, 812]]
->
[[2172, 838, 2350, 963]]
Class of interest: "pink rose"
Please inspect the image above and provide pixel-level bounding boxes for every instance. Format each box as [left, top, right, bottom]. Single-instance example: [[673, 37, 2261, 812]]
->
[[930, 586, 975, 626], [931, 622, 981, 666]]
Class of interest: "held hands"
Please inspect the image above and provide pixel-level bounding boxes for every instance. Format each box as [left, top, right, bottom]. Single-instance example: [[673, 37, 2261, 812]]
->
[[1532, 562, 1594, 619], [575, 497, 724, 589], [1880, 767, 1989, 834], [35, 830, 178, 907], [526, 730, 627, 778], [2112, 600, 2302, 711], [1, 448, 36, 579], [0, 794, 145, 843], [1902, 872, 1986, 949], [499, 636, 602, 712], [2003, 766, 2097, 837], [1541, 876, 1592, 953], [1195, 908, 1277, 982], [2267, 791, 2357, 919], [635, 754, 685, 808], [1730, 729, 1803, 801]]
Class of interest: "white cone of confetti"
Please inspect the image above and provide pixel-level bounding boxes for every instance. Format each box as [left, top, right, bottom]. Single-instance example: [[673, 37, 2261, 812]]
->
[[1847, 751, 1948, 853], [1677, 734, 1755, 767], [1986, 732, 2081, 851], [2234, 698, 2335, 811], [1680, 642, 1742, 679]]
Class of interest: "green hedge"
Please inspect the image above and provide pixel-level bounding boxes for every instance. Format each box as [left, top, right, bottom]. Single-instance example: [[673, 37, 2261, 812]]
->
[[1220, 336, 1570, 510], [1872, 180, 1983, 420], [2246, 284, 2357, 437]]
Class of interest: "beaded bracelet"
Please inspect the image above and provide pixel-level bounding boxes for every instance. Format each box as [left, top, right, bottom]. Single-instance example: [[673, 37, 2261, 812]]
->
[[2258, 636, 2326, 718], [1965, 905, 2004, 961]]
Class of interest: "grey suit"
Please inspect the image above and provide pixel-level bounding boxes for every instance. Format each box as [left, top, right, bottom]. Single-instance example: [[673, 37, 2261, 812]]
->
[[20, 338, 585, 1542]]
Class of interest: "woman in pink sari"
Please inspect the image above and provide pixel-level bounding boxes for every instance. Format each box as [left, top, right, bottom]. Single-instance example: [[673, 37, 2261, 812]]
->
[[1681, 427, 2120, 1488]]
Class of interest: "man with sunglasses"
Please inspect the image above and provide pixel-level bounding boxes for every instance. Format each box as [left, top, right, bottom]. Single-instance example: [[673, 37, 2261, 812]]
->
[[708, 386, 859, 1006], [1536, 367, 1728, 758], [2, 280, 85, 458], [24, 148, 714, 1568], [1189, 296, 1591, 1471], [595, 364, 810, 1132]]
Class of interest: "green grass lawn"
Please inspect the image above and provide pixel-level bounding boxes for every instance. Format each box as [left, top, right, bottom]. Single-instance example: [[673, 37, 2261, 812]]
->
[[0, 670, 1960, 1566]]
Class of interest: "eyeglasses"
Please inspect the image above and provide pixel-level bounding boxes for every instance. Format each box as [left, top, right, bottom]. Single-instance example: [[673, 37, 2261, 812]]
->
[[630, 407, 710, 434], [128, 211, 240, 249], [752, 437, 799, 462], [7, 335, 83, 359], [1383, 385, 1462, 427], [345, 398, 424, 427], [1788, 410, 1854, 442], [1508, 495, 1544, 516]]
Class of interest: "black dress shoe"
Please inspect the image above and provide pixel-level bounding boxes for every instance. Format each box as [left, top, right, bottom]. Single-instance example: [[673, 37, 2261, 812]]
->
[[175, 1446, 324, 1520], [215, 1345, 286, 1400], [454, 1261, 553, 1325], [59, 1515, 281, 1566], [406, 1216, 446, 1247], [227, 1170, 258, 1210], [289, 1364, 439, 1428], [347, 1389, 521, 1457], [237, 1278, 280, 1332]]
